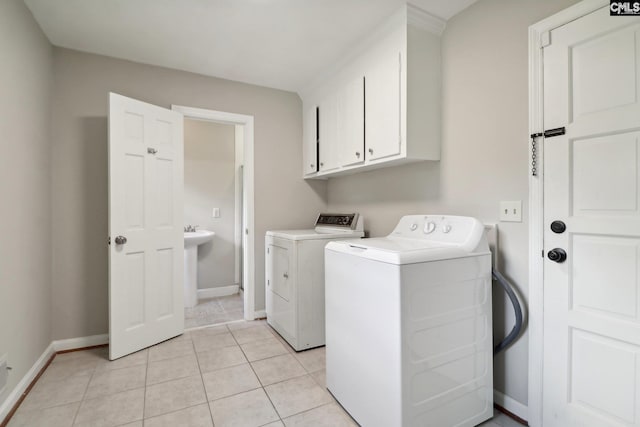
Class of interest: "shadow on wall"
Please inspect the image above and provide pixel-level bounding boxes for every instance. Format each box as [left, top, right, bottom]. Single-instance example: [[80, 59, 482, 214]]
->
[[327, 161, 442, 206], [80, 116, 109, 329]]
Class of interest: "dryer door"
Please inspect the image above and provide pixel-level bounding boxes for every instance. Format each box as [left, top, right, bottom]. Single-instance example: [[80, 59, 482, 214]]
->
[[266, 237, 296, 342], [271, 244, 291, 301]]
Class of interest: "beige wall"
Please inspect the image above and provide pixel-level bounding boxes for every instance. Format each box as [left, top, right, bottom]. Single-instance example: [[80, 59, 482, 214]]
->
[[326, 0, 579, 406], [50, 48, 327, 340], [0, 0, 52, 407], [184, 119, 237, 289]]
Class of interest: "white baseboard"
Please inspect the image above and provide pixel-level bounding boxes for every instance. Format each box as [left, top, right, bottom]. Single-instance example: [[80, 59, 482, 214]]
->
[[0, 343, 55, 423], [52, 334, 109, 352], [0, 334, 110, 424], [252, 310, 266, 319], [198, 285, 239, 300], [494, 389, 528, 421]]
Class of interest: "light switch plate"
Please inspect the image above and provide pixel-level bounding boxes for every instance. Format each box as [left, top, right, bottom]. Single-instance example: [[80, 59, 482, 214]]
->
[[500, 201, 522, 222], [212, 208, 220, 218]]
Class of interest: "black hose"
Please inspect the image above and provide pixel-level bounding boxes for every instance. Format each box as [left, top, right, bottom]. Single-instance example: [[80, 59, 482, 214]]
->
[[492, 269, 523, 356]]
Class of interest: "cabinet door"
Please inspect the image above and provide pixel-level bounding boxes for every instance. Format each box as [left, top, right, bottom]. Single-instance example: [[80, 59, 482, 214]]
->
[[339, 76, 365, 167], [318, 93, 340, 172], [303, 106, 318, 176], [365, 51, 401, 161]]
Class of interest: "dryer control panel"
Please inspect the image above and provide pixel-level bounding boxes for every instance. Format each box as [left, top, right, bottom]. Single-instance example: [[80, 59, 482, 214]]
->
[[315, 213, 359, 229]]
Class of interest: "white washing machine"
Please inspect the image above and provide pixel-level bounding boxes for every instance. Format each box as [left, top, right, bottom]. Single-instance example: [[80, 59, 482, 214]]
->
[[325, 215, 492, 427], [266, 213, 364, 351]]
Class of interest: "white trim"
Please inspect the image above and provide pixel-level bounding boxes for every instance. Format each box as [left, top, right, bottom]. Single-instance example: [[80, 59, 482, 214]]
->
[[234, 126, 244, 286], [0, 343, 55, 423], [197, 285, 239, 299], [407, 4, 446, 35], [527, 2, 607, 426], [253, 310, 266, 319], [494, 389, 528, 421], [172, 105, 258, 321], [52, 334, 109, 352]]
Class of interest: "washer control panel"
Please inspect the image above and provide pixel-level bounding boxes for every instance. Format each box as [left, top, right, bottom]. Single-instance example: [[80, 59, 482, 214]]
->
[[391, 215, 485, 247]]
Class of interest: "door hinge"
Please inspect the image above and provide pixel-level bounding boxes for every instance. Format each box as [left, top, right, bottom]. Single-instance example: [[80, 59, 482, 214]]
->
[[108, 236, 111, 245], [541, 249, 544, 258]]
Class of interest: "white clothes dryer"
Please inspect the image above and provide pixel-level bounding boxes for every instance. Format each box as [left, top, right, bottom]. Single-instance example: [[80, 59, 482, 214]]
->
[[266, 213, 364, 351], [325, 215, 492, 427]]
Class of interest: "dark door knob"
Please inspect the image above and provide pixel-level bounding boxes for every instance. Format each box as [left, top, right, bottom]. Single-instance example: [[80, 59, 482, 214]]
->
[[548, 248, 567, 263], [550, 220, 566, 234]]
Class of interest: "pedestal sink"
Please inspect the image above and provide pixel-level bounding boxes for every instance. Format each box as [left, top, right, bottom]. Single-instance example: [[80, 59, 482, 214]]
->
[[184, 230, 215, 308]]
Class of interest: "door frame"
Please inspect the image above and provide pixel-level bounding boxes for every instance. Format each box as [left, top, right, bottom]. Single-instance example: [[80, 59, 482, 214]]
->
[[527, 1, 607, 426], [171, 105, 258, 321]]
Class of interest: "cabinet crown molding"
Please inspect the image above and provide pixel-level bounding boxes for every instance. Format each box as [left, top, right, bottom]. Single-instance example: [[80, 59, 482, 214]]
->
[[407, 4, 446, 36]]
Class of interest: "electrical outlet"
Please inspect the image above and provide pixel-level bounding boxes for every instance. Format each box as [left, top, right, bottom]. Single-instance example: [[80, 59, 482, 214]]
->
[[212, 208, 220, 218], [500, 201, 522, 222], [0, 354, 8, 396]]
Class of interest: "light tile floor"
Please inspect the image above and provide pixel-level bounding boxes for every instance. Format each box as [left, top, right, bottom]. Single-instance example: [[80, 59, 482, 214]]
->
[[7, 320, 525, 427], [184, 293, 244, 329]]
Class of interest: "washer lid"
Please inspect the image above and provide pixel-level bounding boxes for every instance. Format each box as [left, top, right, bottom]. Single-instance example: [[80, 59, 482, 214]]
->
[[267, 229, 364, 241], [326, 237, 488, 264]]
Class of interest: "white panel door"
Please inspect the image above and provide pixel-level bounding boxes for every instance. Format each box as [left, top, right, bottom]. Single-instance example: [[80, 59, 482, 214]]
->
[[339, 76, 365, 167], [365, 51, 401, 161], [542, 8, 640, 426], [108, 93, 184, 360]]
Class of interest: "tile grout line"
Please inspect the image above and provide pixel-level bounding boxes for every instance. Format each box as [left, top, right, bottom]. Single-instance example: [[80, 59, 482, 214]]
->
[[194, 324, 220, 426], [231, 323, 284, 424], [70, 350, 100, 426], [142, 346, 150, 422]]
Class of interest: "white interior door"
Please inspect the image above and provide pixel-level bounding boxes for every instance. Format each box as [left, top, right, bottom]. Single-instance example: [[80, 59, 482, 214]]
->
[[109, 93, 184, 360], [542, 7, 640, 426]]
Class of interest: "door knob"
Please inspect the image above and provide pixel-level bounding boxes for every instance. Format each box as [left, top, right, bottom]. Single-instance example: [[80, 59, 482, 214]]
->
[[355, 152, 360, 158], [114, 236, 127, 245], [550, 220, 566, 234], [368, 148, 374, 154], [547, 248, 567, 263]]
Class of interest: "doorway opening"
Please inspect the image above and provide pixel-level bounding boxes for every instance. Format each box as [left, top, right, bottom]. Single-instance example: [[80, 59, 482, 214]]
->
[[172, 105, 256, 328]]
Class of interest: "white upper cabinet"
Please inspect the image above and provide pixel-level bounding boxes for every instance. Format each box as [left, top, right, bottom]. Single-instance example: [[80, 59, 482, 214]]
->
[[301, 5, 442, 179], [365, 51, 401, 162], [339, 76, 365, 167], [318, 92, 341, 172], [303, 106, 318, 176]]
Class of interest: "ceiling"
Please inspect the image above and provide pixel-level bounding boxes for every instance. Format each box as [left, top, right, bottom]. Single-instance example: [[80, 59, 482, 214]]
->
[[24, 0, 476, 93]]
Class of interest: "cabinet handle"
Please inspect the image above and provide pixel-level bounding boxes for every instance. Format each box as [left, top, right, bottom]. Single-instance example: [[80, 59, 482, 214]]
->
[[310, 164, 314, 169], [355, 152, 360, 158], [283, 273, 289, 279], [368, 148, 373, 154], [320, 162, 324, 167]]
